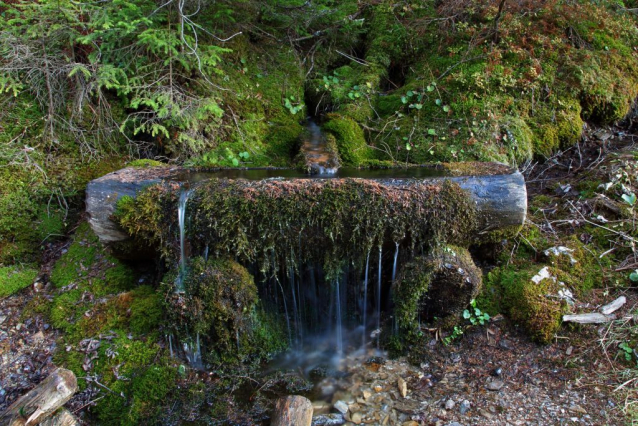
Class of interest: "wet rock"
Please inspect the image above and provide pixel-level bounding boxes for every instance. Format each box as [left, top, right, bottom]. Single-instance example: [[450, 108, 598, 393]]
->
[[333, 400, 348, 415], [312, 413, 345, 426]]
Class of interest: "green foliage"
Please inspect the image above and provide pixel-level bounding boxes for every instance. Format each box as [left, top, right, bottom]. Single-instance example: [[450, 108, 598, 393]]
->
[[462, 299, 490, 326], [0, 265, 38, 297]]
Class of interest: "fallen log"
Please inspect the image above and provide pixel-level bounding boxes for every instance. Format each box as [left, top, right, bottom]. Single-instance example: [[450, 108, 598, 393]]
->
[[271, 395, 313, 426], [0, 368, 78, 426], [86, 163, 527, 246]]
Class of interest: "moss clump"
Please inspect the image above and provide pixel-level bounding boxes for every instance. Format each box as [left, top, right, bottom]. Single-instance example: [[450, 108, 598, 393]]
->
[[486, 266, 565, 344], [532, 124, 560, 158], [557, 100, 584, 149], [394, 246, 482, 339], [322, 114, 372, 166], [166, 257, 286, 365], [0, 265, 38, 297]]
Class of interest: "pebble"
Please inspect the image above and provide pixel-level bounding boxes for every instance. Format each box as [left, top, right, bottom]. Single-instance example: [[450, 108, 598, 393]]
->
[[491, 367, 502, 376], [459, 400, 471, 415], [445, 399, 455, 410], [397, 377, 408, 398], [566, 346, 573, 356], [334, 400, 349, 415], [0, 316, 5, 325], [486, 378, 505, 391], [480, 408, 494, 419], [351, 411, 362, 424]]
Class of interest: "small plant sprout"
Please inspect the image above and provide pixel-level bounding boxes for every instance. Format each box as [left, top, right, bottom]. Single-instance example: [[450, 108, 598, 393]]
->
[[619, 342, 637, 364], [622, 193, 637, 207], [443, 326, 464, 345], [463, 299, 490, 325]]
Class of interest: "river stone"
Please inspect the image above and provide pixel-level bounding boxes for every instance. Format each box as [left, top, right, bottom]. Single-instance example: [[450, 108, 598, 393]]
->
[[333, 400, 348, 415]]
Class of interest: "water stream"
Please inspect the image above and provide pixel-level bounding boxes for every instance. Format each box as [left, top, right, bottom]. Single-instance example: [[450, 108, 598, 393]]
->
[[175, 188, 192, 293]]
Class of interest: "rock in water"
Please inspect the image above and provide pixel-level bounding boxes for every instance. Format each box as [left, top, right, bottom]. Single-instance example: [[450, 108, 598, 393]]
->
[[271, 395, 313, 426]]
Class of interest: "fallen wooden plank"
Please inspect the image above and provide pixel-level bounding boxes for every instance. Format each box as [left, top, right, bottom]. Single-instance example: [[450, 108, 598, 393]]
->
[[563, 313, 615, 324], [0, 368, 78, 426], [39, 408, 80, 426], [600, 296, 626, 315], [271, 395, 313, 426]]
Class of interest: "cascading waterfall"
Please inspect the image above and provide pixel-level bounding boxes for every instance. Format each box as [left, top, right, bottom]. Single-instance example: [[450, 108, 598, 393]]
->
[[377, 246, 382, 349], [362, 250, 370, 347], [392, 242, 400, 282], [335, 279, 343, 355], [176, 188, 192, 293]]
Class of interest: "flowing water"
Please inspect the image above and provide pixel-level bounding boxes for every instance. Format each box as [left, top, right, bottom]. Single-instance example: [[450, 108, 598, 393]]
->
[[175, 188, 192, 293]]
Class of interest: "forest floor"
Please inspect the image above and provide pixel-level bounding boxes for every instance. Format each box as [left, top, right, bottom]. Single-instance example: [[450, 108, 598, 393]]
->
[[2, 124, 638, 425]]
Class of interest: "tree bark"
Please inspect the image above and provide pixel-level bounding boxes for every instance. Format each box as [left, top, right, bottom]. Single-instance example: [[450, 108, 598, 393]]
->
[[271, 396, 313, 426], [0, 368, 78, 426]]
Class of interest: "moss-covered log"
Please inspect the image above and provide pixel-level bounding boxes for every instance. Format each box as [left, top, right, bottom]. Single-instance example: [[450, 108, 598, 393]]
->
[[87, 163, 526, 253]]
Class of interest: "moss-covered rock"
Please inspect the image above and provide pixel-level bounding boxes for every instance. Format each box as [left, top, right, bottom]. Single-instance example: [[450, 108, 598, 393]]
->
[[322, 113, 372, 166], [483, 266, 565, 344], [165, 257, 287, 365]]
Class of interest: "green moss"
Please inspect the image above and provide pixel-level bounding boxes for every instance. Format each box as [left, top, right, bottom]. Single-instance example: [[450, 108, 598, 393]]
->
[[0, 265, 38, 297], [322, 114, 372, 166], [556, 100, 584, 149], [127, 159, 167, 168], [532, 124, 560, 158], [50, 223, 99, 288], [120, 178, 480, 277], [484, 266, 565, 343]]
